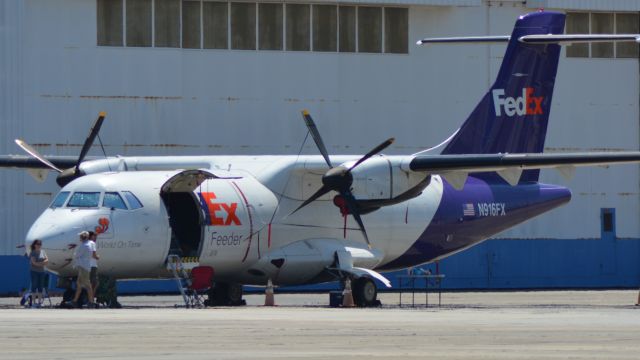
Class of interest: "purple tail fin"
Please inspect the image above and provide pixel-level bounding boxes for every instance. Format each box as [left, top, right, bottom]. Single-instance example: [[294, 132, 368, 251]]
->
[[441, 11, 566, 182]]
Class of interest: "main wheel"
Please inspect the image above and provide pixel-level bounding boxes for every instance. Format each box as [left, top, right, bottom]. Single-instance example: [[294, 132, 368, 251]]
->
[[227, 283, 244, 305], [352, 277, 378, 307], [206, 283, 246, 306]]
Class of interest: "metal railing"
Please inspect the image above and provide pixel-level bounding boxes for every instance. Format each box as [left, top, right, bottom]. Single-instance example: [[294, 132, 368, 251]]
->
[[397, 274, 445, 307]]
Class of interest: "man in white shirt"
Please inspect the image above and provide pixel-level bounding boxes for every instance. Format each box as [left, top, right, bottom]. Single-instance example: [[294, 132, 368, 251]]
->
[[72, 231, 99, 308]]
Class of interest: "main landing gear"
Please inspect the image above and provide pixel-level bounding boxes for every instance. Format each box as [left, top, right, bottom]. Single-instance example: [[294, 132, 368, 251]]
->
[[351, 277, 381, 307], [205, 283, 246, 306]]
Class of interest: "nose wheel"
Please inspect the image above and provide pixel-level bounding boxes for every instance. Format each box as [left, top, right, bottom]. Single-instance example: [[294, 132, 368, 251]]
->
[[352, 277, 380, 307]]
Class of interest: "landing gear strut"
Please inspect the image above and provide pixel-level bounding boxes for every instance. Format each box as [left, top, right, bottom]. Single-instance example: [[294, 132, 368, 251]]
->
[[352, 277, 381, 307], [205, 283, 246, 306]]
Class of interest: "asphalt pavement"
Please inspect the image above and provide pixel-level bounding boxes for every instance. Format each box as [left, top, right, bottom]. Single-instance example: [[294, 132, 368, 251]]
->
[[0, 290, 638, 359]]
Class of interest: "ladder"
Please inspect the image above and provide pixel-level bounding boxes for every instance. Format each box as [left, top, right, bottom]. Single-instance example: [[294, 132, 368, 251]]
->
[[166, 255, 200, 307]]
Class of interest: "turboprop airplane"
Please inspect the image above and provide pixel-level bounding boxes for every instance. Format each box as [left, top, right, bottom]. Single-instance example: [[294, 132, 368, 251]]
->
[[3, 10, 640, 306]]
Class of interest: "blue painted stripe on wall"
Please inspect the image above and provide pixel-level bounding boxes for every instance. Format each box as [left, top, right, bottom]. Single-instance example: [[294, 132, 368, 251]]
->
[[2, 237, 639, 295]]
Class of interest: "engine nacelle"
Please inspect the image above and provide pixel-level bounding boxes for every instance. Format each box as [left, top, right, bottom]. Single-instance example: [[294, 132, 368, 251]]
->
[[346, 156, 431, 211]]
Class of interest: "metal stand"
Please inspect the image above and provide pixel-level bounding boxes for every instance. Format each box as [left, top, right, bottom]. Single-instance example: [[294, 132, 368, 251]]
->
[[398, 274, 445, 307]]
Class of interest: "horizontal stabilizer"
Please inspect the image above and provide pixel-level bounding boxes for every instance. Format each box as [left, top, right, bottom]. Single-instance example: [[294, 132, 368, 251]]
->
[[519, 34, 640, 44], [417, 34, 640, 46], [417, 36, 510, 45], [408, 152, 640, 174]]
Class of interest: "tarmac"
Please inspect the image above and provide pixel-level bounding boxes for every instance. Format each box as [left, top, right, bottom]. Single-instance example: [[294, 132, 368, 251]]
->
[[0, 290, 639, 359]]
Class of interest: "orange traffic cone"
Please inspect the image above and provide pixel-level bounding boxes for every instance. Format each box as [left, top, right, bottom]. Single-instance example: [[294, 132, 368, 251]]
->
[[264, 278, 275, 306], [342, 278, 355, 307]]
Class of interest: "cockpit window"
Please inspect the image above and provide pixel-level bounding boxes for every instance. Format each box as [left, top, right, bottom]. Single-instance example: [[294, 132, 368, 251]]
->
[[123, 191, 143, 209], [103, 192, 128, 210], [67, 192, 100, 208], [50, 191, 70, 208]]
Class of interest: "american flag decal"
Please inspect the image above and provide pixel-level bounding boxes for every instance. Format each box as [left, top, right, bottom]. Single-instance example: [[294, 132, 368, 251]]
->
[[463, 203, 475, 217]]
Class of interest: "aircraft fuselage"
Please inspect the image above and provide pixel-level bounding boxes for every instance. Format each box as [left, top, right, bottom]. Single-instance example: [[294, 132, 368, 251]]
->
[[25, 155, 570, 286]]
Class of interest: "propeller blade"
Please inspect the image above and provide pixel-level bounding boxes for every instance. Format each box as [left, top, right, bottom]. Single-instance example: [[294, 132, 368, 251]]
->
[[342, 191, 371, 248], [14, 139, 62, 173], [290, 185, 332, 215], [75, 112, 106, 172], [301, 110, 333, 168], [349, 137, 395, 171]]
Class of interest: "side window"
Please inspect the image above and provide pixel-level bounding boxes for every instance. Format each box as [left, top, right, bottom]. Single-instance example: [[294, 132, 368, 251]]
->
[[286, 4, 310, 51], [204, 1, 229, 49], [358, 6, 382, 53], [123, 191, 144, 210], [313, 5, 337, 52], [566, 12, 589, 58], [126, 0, 152, 47], [154, 0, 180, 48], [51, 191, 71, 208], [231, 2, 256, 50], [103, 192, 128, 210], [384, 8, 408, 54], [616, 13, 639, 58], [591, 13, 614, 58], [339, 6, 356, 53], [67, 192, 101, 208], [97, 0, 123, 46], [182, 0, 201, 48], [258, 3, 283, 51]]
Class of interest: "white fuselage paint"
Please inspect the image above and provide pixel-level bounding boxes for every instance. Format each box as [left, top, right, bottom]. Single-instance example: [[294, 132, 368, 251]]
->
[[25, 155, 442, 286]]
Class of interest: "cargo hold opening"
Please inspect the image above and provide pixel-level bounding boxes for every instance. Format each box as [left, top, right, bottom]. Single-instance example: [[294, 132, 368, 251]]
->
[[162, 192, 202, 257], [160, 170, 214, 258]]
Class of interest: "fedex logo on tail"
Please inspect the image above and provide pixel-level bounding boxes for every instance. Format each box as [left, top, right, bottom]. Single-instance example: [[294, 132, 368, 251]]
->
[[492, 88, 544, 117]]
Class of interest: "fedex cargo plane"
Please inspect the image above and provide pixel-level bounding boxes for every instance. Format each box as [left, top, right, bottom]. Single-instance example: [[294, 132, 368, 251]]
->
[[3, 11, 640, 306]]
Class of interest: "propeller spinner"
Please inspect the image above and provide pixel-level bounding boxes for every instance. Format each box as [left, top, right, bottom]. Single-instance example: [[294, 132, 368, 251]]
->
[[15, 112, 107, 187], [292, 110, 394, 248]]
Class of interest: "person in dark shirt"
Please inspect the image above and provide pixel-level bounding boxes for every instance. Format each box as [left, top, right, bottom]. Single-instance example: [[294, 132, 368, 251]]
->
[[29, 239, 48, 308]]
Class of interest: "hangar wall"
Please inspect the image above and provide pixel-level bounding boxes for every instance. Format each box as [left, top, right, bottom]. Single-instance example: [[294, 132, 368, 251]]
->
[[1, 0, 639, 294]]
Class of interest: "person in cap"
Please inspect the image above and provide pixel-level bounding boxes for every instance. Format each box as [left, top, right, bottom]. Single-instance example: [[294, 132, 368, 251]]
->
[[72, 231, 98, 308]]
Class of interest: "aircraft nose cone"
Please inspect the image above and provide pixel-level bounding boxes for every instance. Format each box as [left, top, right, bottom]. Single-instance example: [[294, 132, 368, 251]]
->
[[25, 218, 80, 273], [25, 221, 58, 251]]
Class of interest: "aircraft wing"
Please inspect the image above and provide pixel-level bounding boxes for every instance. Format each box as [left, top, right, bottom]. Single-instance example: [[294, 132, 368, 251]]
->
[[407, 152, 640, 188], [0, 155, 79, 170]]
